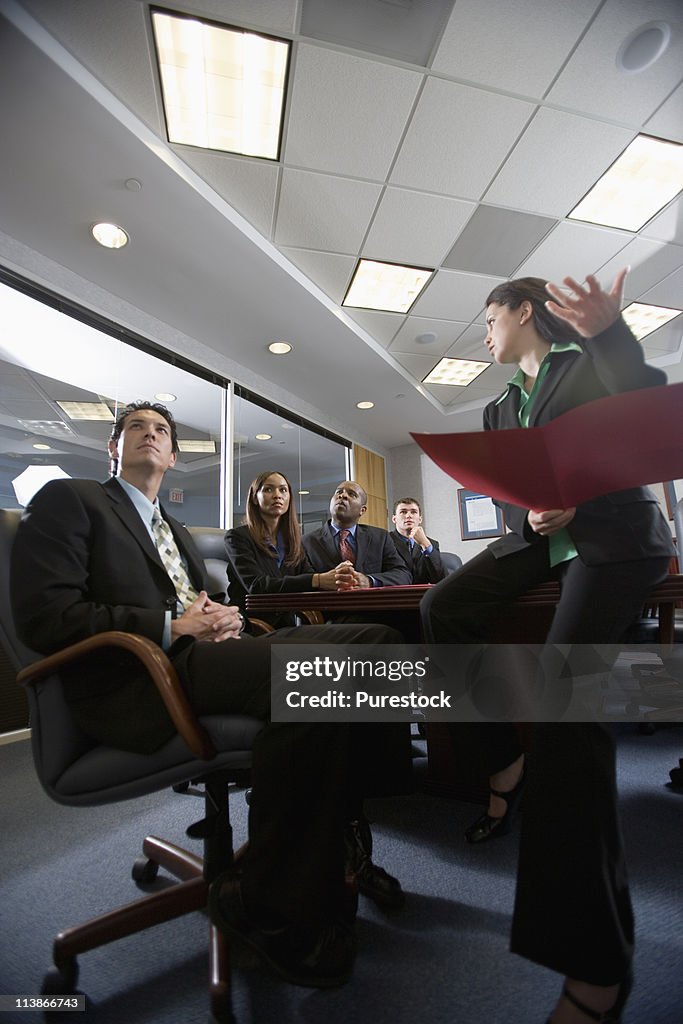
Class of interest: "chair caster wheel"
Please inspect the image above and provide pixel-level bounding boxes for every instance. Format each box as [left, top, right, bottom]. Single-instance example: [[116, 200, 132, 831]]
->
[[173, 780, 190, 793], [132, 856, 159, 883], [42, 961, 79, 994]]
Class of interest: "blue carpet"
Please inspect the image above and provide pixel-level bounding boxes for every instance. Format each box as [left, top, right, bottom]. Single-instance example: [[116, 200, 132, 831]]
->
[[1, 726, 681, 1024]]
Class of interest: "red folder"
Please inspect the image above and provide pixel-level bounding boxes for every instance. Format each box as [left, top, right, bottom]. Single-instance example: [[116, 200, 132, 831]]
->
[[411, 382, 683, 511]]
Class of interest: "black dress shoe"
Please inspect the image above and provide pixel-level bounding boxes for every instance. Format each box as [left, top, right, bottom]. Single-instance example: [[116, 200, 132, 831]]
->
[[345, 817, 405, 909], [208, 873, 356, 988], [465, 767, 525, 844]]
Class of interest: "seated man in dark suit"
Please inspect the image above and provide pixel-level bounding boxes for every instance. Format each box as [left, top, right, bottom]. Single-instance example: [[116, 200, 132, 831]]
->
[[303, 480, 415, 843], [390, 496, 446, 584], [303, 481, 411, 590], [11, 402, 400, 989]]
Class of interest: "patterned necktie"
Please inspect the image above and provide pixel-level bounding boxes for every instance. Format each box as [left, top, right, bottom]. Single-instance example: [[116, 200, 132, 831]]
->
[[338, 528, 355, 564], [151, 507, 199, 612]]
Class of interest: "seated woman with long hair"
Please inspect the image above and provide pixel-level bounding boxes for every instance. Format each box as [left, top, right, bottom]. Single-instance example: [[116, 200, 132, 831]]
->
[[225, 470, 338, 631], [225, 469, 405, 910]]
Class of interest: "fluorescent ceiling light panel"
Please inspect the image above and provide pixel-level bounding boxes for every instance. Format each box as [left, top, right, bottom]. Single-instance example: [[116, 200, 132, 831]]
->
[[177, 439, 217, 453], [422, 358, 490, 387], [56, 401, 114, 421], [18, 419, 74, 437], [568, 134, 683, 231], [152, 9, 290, 160], [343, 260, 433, 314], [622, 301, 682, 340]]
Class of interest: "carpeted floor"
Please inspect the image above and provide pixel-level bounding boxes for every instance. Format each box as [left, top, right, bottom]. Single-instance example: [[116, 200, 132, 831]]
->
[[1, 725, 681, 1024]]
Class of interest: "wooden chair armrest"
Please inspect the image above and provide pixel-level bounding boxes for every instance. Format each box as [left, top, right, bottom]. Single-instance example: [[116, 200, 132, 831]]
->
[[16, 631, 216, 761], [299, 610, 324, 626], [248, 617, 275, 636]]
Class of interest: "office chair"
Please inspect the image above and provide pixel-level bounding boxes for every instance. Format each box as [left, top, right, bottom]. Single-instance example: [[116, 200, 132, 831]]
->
[[0, 509, 263, 1023], [440, 551, 463, 575]]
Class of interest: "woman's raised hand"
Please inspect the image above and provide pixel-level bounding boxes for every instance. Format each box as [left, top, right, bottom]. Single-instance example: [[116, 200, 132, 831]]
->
[[545, 268, 628, 338]]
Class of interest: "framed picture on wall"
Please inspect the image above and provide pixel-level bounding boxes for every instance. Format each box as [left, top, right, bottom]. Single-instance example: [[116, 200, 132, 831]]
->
[[457, 488, 505, 540], [663, 480, 683, 519]]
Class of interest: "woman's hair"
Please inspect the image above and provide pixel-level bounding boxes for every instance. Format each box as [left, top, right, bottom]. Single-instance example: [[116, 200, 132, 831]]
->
[[244, 471, 304, 567], [485, 277, 582, 345]]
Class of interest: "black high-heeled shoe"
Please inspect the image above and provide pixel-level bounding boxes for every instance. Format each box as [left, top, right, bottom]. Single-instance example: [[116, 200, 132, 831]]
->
[[545, 971, 633, 1024], [464, 766, 525, 844]]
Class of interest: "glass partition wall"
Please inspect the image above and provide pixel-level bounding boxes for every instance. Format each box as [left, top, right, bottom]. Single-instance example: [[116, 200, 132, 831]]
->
[[0, 277, 349, 529], [232, 391, 349, 534]]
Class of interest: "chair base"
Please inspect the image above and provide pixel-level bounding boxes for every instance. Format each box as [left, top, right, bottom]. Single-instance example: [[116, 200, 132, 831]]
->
[[46, 836, 232, 1021]]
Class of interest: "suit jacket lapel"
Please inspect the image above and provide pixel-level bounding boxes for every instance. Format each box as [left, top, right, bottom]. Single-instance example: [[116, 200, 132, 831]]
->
[[355, 525, 369, 568], [528, 353, 575, 425], [104, 478, 163, 568], [323, 521, 341, 564]]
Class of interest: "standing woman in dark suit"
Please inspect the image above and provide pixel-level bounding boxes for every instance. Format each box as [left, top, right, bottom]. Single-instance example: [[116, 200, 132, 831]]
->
[[421, 269, 674, 1023], [225, 470, 338, 630]]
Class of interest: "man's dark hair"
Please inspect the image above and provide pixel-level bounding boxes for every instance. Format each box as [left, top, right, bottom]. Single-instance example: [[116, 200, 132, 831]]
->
[[110, 401, 179, 453], [485, 277, 582, 345], [394, 496, 422, 514]]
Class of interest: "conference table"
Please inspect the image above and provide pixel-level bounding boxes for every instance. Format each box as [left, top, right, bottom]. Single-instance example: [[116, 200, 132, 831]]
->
[[246, 575, 683, 798], [246, 576, 683, 644]]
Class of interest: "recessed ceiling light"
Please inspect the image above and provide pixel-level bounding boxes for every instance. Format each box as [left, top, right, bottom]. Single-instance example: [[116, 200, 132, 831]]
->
[[568, 134, 683, 232], [356, 401, 374, 410], [343, 259, 433, 314], [415, 332, 438, 345], [56, 400, 115, 421], [154, 392, 177, 402], [152, 10, 290, 160], [298, 489, 310, 495], [177, 439, 217, 453], [268, 342, 292, 354], [32, 443, 51, 450], [422, 358, 490, 387], [255, 433, 272, 440], [91, 222, 129, 249], [622, 302, 682, 340], [280, 422, 295, 430]]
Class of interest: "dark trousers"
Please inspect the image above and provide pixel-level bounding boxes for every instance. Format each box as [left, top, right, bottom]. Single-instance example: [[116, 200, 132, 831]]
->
[[420, 543, 670, 983], [183, 622, 399, 928]]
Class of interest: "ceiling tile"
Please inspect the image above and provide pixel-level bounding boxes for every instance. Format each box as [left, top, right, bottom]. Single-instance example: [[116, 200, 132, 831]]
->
[[299, 0, 454, 66], [443, 205, 557, 276], [646, 82, 683, 144], [514, 221, 632, 282], [411, 269, 505, 321], [160, 0, 299, 34], [640, 316, 683, 354], [279, 247, 356, 303], [596, 238, 683, 302], [175, 150, 279, 237], [484, 108, 634, 217], [391, 351, 441, 379], [390, 78, 535, 199], [390, 316, 468, 356], [546, 0, 683, 123], [274, 168, 381, 252], [641, 195, 683, 245], [432, 0, 600, 97], [363, 188, 474, 266], [640, 266, 683, 307], [284, 44, 422, 179], [343, 309, 405, 349], [444, 322, 487, 358]]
